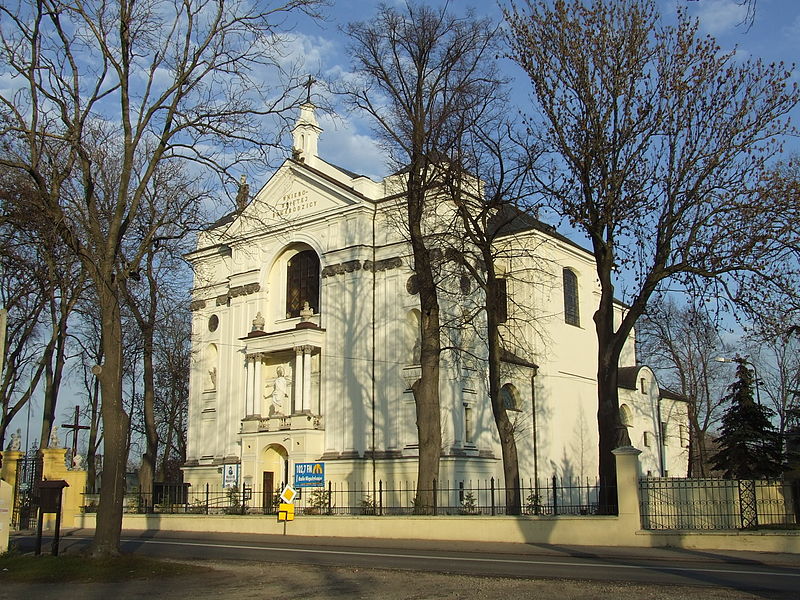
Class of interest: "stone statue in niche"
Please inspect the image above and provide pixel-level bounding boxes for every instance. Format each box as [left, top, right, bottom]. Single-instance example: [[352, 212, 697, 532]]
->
[[208, 366, 217, 390], [267, 366, 290, 415]]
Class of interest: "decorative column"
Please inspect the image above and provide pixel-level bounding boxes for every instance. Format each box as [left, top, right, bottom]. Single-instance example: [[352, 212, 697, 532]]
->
[[294, 346, 304, 414], [302, 346, 313, 413], [254, 354, 263, 416], [244, 355, 253, 416]]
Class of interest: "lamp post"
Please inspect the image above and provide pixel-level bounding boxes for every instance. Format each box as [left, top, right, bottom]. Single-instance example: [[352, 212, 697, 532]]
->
[[715, 356, 761, 405]]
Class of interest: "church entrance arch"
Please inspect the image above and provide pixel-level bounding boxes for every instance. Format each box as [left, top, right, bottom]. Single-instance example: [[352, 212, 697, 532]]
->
[[261, 443, 288, 513]]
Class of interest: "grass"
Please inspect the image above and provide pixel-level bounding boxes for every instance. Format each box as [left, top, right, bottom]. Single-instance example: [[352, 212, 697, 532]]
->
[[0, 552, 205, 583]]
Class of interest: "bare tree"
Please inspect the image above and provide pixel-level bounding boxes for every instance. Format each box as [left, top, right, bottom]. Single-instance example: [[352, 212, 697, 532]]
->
[[0, 0, 323, 555], [0, 170, 85, 449], [505, 0, 799, 507], [344, 2, 500, 512], [638, 299, 732, 476], [120, 162, 205, 509], [747, 320, 800, 453], [153, 303, 191, 482]]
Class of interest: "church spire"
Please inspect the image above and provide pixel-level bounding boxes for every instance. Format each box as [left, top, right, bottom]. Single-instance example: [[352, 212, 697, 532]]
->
[[292, 76, 322, 166]]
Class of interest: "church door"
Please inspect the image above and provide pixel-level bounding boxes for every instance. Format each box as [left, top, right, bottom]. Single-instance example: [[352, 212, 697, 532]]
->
[[262, 471, 275, 513]]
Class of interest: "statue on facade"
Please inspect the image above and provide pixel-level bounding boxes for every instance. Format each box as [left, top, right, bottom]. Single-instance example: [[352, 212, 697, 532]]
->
[[270, 366, 288, 415], [48, 425, 61, 449], [299, 301, 313, 322], [72, 453, 84, 470], [252, 311, 265, 332], [208, 366, 217, 389], [7, 428, 21, 451]]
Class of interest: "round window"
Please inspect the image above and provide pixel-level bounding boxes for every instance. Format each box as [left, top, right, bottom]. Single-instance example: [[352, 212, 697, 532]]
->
[[208, 314, 219, 332], [406, 275, 419, 295]]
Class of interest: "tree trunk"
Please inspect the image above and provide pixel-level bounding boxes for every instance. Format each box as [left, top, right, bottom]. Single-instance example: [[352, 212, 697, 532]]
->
[[409, 169, 442, 514], [595, 295, 630, 511], [138, 326, 157, 511], [39, 315, 68, 450], [86, 352, 102, 494], [485, 276, 521, 514], [90, 282, 130, 557]]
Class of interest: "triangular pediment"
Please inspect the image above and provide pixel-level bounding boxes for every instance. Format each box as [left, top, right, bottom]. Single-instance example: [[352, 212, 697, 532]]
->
[[224, 161, 364, 238]]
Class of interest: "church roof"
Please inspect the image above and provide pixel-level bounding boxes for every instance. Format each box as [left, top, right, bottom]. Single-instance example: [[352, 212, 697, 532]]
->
[[659, 387, 688, 402], [617, 365, 646, 390], [320, 158, 368, 180], [500, 347, 538, 370]]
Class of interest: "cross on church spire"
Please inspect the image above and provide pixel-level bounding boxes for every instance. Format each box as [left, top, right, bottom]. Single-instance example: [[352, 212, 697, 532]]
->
[[304, 75, 315, 104]]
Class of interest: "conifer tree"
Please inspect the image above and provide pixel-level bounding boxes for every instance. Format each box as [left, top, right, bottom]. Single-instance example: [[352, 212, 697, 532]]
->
[[711, 362, 784, 479]]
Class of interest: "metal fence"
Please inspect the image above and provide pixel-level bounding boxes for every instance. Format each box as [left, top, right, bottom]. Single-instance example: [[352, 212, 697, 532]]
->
[[12, 453, 42, 530], [639, 477, 800, 530], [87, 476, 614, 517]]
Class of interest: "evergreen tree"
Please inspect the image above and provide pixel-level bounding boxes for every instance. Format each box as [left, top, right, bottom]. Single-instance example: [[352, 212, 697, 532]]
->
[[711, 362, 784, 479]]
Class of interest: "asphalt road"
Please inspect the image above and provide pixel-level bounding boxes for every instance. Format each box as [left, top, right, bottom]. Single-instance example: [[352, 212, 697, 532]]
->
[[12, 530, 800, 596]]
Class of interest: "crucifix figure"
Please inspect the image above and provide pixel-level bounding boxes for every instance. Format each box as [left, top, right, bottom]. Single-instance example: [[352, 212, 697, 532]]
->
[[61, 405, 90, 457]]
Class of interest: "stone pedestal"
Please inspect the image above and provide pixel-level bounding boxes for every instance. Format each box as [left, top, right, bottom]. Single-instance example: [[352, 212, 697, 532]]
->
[[40, 448, 88, 529], [0, 450, 23, 491]]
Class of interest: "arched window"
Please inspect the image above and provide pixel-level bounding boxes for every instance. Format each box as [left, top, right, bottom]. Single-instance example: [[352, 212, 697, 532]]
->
[[501, 383, 522, 412], [619, 403, 633, 428], [286, 249, 320, 318], [563, 268, 580, 327]]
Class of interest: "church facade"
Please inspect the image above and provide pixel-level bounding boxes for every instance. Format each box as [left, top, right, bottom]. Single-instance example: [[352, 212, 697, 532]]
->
[[182, 104, 689, 499]]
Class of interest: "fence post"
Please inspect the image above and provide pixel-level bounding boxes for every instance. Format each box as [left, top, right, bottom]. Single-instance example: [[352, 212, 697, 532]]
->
[[205, 483, 209, 515], [379, 480, 383, 516], [738, 479, 758, 529], [612, 446, 644, 542], [552, 475, 558, 516], [490, 478, 495, 516], [433, 479, 437, 516], [328, 480, 332, 515]]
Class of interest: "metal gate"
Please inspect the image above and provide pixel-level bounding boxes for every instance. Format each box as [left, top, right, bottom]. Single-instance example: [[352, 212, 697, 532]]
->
[[12, 452, 42, 530]]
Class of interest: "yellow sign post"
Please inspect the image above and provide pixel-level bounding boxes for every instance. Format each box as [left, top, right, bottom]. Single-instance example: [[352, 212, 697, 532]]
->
[[277, 486, 296, 535], [278, 503, 295, 522]]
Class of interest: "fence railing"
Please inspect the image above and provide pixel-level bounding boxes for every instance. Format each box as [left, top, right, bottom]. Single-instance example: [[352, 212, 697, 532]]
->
[[83, 476, 614, 517], [639, 477, 800, 530]]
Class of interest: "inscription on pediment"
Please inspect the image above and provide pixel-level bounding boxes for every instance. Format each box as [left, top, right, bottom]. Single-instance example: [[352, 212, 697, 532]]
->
[[277, 189, 318, 216]]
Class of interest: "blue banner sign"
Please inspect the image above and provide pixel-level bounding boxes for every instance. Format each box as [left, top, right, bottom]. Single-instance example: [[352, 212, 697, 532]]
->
[[294, 462, 325, 487]]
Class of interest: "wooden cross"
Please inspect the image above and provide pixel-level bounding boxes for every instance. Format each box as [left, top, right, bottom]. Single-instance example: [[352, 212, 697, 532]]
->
[[61, 405, 90, 456]]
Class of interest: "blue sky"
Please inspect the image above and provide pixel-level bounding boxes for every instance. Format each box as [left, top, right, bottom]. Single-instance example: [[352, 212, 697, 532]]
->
[[283, 0, 800, 180]]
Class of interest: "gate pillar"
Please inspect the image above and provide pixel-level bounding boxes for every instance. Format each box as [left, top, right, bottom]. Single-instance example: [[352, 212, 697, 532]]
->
[[0, 450, 23, 491]]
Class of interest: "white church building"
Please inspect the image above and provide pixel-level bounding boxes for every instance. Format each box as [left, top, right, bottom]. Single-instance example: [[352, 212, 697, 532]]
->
[[182, 103, 689, 502]]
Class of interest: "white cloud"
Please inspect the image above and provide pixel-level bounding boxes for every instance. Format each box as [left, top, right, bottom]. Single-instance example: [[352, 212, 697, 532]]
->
[[687, 0, 749, 35], [317, 112, 388, 180]]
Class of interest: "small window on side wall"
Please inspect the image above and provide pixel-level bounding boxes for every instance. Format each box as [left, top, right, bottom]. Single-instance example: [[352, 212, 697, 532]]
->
[[563, 268, 579, 326]]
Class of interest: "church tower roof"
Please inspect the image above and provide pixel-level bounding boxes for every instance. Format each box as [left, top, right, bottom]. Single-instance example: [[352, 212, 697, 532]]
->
[[292, 98, 322, 168]]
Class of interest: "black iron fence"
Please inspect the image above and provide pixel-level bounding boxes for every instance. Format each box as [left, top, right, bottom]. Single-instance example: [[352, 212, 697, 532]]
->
[[12, 453, 42, 530], [87, 476, 614, 517], [639, 477, 800, 530]]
